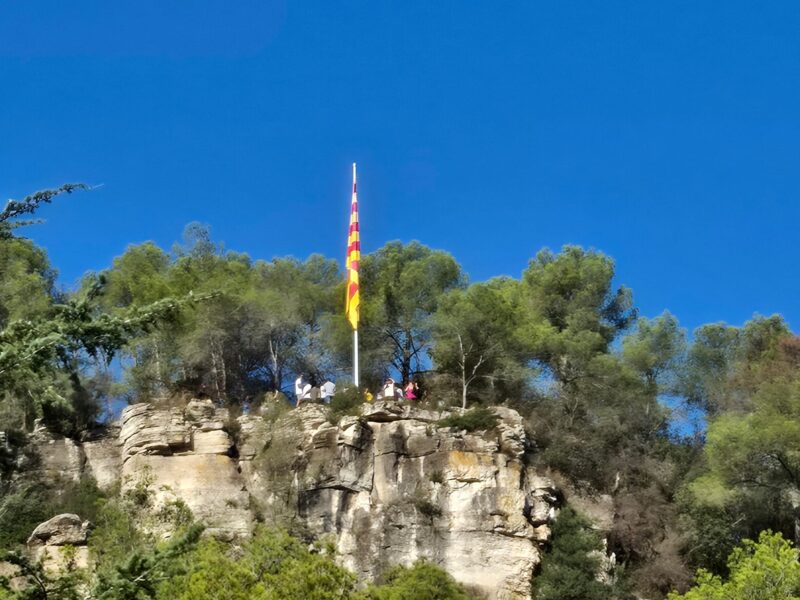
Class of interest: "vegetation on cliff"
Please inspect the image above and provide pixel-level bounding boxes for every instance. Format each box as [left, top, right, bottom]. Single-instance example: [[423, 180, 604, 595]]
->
[[2, 186, 800, 597]]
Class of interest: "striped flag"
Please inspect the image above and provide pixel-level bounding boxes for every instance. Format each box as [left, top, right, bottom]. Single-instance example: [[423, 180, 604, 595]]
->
[[345, 163, 360, 330]]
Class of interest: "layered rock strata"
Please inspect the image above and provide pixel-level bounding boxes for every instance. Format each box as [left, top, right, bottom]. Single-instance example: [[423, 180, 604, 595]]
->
[[30, 399, 558, 599]]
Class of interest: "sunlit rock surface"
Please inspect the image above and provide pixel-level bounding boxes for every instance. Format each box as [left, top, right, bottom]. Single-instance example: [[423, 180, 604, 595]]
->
[[30, 399, 558, 599], [27, 513, 91, 571]]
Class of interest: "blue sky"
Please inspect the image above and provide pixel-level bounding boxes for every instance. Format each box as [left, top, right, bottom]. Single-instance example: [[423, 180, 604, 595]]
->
[[2, 1, 799, 336]]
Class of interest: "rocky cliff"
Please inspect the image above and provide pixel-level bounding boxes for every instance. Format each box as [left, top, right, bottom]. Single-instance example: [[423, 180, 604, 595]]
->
[[29, 399, 559, 599]]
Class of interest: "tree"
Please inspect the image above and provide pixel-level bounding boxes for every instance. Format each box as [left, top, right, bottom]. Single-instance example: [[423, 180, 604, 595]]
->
[[680, 316, 790, 415], [693, 373, 800, 543], [431, 281, 526, 407], [517, 246, 636, 389], [0, 238, 56, 329], [94, 525, 204, 600], [0, 547, 86, 599], [534, 506, 621, 600], [97, 225, 341, 404], [667, 531, 800, 600], [0, 279, 204, 431], [0, 184, 88, 239], [359, 241, 465, 385], [622, 312, 687, 394]]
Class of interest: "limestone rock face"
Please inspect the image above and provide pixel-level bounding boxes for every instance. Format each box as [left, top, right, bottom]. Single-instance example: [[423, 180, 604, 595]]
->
[[27, 514, 91, 570], [118, 401, 251, 539], [241, 401, 557, 599], [28, 399, 557, 599], [29, 422, 85, 483]]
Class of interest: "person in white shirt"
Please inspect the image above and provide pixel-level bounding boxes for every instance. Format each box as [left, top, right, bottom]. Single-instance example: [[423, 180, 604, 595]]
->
[[295, 375, 311, 406], [321, 380, 336, 404], [382, 378, 398, 401]]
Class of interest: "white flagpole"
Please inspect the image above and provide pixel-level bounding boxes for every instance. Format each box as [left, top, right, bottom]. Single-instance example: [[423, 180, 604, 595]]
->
[[352, 162, 360, 388], [354, 329, 359, 387]]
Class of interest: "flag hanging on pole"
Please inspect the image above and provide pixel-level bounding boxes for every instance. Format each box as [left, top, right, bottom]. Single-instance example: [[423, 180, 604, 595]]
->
[[345, 163, 360, 330]]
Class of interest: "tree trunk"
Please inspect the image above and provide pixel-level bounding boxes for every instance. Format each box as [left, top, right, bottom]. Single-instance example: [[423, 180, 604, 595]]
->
[[210, 344, 222, 401], [788, 488, 800, 546], [218, 343, 227, 401], [153, 339, 163, 392], [402, 334, 412, 384], [459, 334, 467, 409], [268, 337, 281, 391]]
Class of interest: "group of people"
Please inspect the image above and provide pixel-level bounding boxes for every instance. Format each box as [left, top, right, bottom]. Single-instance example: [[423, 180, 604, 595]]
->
[[293, 374, 420, 406], [373, 377, 418, 401], [294, 375, 336, 406]]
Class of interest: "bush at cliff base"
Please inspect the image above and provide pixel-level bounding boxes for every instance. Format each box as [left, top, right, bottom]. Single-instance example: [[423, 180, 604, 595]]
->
[[667, 530, 800, 600], [533, 506, 622, 600], [361, 560, 475, 600], [154, 526, 478, 600]]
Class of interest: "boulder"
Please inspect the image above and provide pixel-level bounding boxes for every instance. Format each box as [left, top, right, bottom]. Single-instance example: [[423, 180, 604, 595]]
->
[[27, 514, 90, 547], [27, 514, 91, 571]]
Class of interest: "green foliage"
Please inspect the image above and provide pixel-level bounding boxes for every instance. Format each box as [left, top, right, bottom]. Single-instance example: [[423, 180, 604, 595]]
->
[[327, 383, 365, 423], [0, 546, 87, 599], [0, 478, 107, 551], [668, 531, 800, 600], [155, 526, 356, 600], [680, 315, 790, 415], [96, 227, 340, 404], [428, 470, 445, 485], [0, 184, 88, 239], [677, 494, 740, 575], [362, 559, 477, 600], [622, 312, 687, 393], [88, 467, 195, 583], [689, 361, 800, 541], [94, 524, 204, 600], [260, 392, 293, 423], [412, 498, 442, 519], [0, 238, 55, 330], [534, 506, 620, 600], [0, 276, 208, 433], [437, 407, 500, 432], [353, 241, 465, 386], [431, 280, 530, 408], [517, 246, 636, 388]]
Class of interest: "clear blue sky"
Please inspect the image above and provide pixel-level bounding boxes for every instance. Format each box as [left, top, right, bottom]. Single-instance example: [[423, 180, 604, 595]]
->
[[2, 1, 799, 335]]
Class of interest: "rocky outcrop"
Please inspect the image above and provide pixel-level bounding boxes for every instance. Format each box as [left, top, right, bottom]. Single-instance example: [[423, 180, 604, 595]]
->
[[30, 422, 121, 491], [27, 513, 91, 570], [28, 399, 558, 599], [241, 401, 557, 599], [118, 400, 251, 540]]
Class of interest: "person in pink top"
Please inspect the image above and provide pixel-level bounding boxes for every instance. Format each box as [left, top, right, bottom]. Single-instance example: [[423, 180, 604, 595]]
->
[[404, 380, 417, 400]]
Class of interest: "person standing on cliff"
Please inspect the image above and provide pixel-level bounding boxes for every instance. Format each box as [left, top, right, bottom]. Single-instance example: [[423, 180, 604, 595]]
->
[[321, 379, 336, 404], [295, 375, 311, 406]]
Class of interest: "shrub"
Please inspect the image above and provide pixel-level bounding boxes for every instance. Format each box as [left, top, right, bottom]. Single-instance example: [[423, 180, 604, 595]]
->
[[155, 526, 356, 600], [363, 559, 477, 599], [667, 530, 800, 600], [533, 506, 622, 600], [327, 385, 366, 424], [429, 470, 445, 485], [413, 498, 442, 520], [0, 483, 55, 550], [261, 392, 293, 423], [437, 407, 499, 432]]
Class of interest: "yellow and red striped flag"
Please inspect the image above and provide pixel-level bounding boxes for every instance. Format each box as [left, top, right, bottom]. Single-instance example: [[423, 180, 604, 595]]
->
[[345, 163, 360, 330]]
